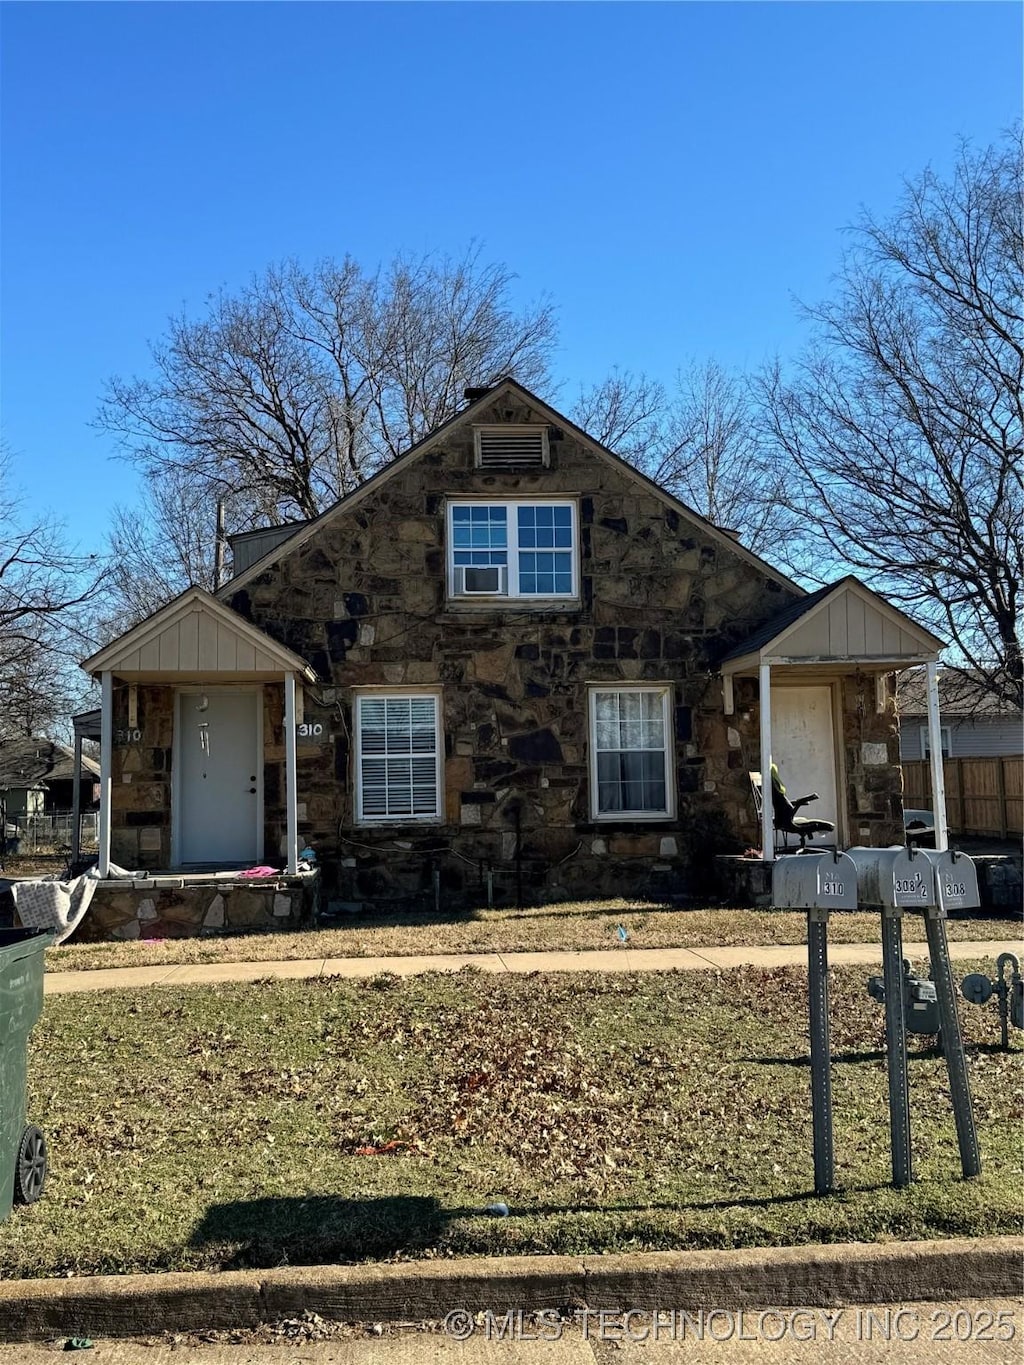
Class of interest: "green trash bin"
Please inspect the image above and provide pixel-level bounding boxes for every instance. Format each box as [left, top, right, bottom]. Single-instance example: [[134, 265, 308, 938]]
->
[[0, 928, 53, 1220]]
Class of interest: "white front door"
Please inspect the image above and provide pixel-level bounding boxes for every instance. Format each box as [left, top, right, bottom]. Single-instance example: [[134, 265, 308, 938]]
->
[[176, 689, 261, 865], [771, 685, 838, 846]]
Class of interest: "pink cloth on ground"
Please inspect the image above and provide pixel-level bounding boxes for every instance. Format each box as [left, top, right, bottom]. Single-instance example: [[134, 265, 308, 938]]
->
[[237, 866, 278, 879]]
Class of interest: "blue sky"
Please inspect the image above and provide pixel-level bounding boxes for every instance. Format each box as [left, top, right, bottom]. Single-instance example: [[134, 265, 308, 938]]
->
[[2, 2, 1019, 554]]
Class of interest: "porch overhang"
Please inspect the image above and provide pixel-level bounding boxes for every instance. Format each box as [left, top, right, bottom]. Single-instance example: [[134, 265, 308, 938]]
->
[[80, 588, 319, 879], [717, 577, 949, 860], [81, 587, 318, 684]]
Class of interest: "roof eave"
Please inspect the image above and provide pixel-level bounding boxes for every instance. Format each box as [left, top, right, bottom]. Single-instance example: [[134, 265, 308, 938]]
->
[[81, 586, 319, 682], [218, 377, 804, 598]]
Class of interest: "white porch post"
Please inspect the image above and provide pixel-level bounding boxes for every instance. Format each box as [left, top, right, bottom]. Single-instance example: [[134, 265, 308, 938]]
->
[[283, 671, 299, 874], [98, 671, 113, 877], [70, 732, 83, 867], [759, 662, 774, 861], [925, 660, 949, 852]]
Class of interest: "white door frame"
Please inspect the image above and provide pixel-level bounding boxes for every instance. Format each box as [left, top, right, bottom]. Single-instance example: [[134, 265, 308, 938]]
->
[[769, 678, 847, 849], [171, 685, 264, 867]]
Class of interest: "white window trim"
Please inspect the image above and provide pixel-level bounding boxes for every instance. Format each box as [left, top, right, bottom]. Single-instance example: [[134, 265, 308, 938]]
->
[[446, 498, 579, 602], [920, 724, 952, 759], [588, 684, 676, 822], [354, 689, 444, 824]]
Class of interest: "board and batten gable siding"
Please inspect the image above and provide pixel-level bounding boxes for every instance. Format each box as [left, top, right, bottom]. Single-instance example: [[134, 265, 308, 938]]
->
[[114, 607, 290, 675], [781, 591, 924, 660], [899, 715, 1024, 761]]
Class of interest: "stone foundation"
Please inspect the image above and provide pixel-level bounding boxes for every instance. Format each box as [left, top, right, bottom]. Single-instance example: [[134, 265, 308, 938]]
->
[[972, 854, 1023, 911], [714, 855, 775, 907], [70, 871, 320, 942]]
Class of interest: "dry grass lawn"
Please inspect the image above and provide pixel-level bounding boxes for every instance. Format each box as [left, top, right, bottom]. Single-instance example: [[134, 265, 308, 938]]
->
[[2, 962, 1020, 1278], [51, 898, 1020, 973]]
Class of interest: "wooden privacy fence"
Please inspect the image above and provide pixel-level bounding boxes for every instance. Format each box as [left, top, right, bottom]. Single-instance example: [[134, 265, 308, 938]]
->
[[902, 757, 1023, 839]]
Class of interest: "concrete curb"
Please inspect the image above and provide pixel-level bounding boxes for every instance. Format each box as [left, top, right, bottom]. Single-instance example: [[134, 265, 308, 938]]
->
[[0, 1237, 1019, 1342]]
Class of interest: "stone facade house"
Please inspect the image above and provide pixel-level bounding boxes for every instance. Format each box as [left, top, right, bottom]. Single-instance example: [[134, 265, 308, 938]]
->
[[82, 380, 947, 910]]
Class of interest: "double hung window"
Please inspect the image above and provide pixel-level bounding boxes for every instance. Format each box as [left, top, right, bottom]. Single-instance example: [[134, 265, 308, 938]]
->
[[589, 687, 673, 819], [448, 500, 577, 600], [355, 693, 442, 822], [920, 725, 952, 760]]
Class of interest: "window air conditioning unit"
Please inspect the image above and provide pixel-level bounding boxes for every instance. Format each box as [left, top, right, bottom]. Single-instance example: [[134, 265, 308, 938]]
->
[[454, 564, 508, 596]]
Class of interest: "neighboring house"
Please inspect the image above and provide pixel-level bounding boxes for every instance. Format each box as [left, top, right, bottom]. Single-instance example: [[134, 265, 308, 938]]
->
[[81, 379, 945, 903], [897, 670, 1024, 760], [0, 737, 100, 819]]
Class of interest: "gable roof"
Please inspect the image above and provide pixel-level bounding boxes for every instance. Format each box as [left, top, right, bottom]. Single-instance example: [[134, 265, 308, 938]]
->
[[81, 587, 319, 681], [218, 378, 803, 598], [897, 668, 1022, 717], [719, 582, 838, 663], [719, 575, 944, 673], [0, 737, 100, 790]]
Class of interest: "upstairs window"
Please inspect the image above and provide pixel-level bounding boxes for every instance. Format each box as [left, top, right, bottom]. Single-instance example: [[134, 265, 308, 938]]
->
[[447, 500, 578, 600], [355, 693, 442, 822]]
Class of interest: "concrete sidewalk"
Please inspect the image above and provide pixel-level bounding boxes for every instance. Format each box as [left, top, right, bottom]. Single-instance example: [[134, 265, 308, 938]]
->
[[43, 937, 1022, 994]]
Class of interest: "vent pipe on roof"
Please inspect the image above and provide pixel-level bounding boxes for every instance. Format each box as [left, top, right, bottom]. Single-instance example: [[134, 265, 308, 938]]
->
[[214, 500, 226, 588]]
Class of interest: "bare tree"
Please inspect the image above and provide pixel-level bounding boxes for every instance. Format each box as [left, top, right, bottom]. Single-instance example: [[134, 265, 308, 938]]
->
[[572, 362, 799, 554], [649, 362, 799, 550], [759, 134, 1023, 708], [98, 245, 557, 530], [571, 368, 667, 463], [100, 465, 226, 630], [0, 448, 104, 739]]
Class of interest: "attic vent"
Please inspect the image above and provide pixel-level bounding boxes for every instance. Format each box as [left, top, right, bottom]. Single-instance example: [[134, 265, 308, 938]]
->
[[474, 426, 550, 469]]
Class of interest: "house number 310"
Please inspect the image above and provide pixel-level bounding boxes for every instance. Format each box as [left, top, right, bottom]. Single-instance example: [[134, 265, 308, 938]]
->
[[297, 723, 324, 738]]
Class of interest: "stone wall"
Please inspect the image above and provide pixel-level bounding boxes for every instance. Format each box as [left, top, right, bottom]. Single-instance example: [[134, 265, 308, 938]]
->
[[224, 393, 816, 903], [109, 683, 174, 870], [73, 872, 318, 942]]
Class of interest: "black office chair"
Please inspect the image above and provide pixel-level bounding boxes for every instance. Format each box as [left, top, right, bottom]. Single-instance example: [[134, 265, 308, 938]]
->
[[770, 770, 835, 850]]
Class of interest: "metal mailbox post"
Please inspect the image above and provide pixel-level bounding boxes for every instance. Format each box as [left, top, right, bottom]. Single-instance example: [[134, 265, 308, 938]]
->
[[772, 851, 857, 1196], [914, 849, 982, 1181], [845, 848, 924, 1188], [846, 847, 981, 1186]]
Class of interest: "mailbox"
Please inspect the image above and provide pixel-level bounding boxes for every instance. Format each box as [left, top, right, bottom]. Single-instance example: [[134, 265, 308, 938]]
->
[[845, 847, 934, 910], [916, 849, 981, 912], [772, 852, 858, 910]]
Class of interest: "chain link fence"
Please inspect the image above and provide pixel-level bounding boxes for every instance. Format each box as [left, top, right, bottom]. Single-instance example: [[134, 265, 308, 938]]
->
[[2, 811, 99, 856]]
